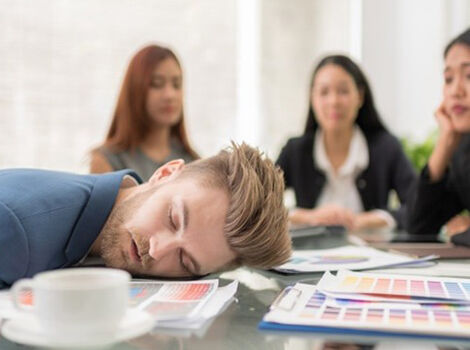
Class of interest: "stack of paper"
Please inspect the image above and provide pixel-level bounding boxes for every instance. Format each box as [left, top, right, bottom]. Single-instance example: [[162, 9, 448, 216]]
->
[[259, 270, 470, 340], [0, 279, 238, 332], [130, 279, 238, 330], [274, 246, 437, 274]]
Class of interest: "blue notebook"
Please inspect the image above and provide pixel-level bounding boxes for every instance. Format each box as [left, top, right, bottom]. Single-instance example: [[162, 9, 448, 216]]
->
[[258, 320, 470, 342]]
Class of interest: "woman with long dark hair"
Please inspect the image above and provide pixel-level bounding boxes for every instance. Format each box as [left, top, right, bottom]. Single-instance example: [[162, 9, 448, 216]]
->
[[277, 55, 416, 230], [90, 45, 198, 180], [408, 28, 470, 244]]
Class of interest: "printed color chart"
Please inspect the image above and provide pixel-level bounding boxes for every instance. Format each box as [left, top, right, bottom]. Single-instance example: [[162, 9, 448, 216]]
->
[[299, 290, 470, 330], [129, 283, 163, 307], [130, 281, 217, 305], [322, 271, 470, 301], [261, 283, 470, 340], [131, 280, 218, 321], [154, 283, 215, 301]]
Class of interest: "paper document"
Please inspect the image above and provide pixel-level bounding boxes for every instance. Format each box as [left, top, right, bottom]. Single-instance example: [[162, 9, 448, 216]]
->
[[260, 282, 470, 340], [156, 280, 238, 330], [274, 246, 436, 274], [1, 279, 238, 332], [318, 270, 470, 303], [130, 280, 218, 321]]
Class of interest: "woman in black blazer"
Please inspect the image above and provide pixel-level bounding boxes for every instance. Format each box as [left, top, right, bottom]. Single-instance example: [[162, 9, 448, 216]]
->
[[277, 55, 416, 231], [408, 28, 470, 245]]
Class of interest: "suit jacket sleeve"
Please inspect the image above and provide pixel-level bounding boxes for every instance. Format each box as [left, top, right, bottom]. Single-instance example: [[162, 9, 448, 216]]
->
[[276, 140, 293, 188], [407, 165, 463, 236], [0, 201, 29, 289]]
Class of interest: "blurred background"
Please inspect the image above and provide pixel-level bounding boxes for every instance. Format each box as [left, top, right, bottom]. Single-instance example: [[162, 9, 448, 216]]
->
[[1, 0, 469, 172]]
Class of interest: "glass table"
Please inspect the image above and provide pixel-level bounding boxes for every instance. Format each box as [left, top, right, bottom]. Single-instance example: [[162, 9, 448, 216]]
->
[[1, 230, 470, 350]]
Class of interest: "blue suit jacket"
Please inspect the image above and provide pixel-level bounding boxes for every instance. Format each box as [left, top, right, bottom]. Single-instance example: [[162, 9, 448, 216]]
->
[[0, 169, 141, 289]]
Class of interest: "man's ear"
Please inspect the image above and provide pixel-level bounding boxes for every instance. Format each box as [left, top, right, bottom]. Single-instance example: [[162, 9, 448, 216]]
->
[[148, 159, 185, 185]]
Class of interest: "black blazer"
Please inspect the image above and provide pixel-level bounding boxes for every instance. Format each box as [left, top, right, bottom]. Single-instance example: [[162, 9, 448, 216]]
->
[[276, 130, 417, 229], [407, 135, 470, 245]]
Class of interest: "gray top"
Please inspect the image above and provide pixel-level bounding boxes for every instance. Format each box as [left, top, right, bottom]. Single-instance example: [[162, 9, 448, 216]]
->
[[98, 138, 196, 181]]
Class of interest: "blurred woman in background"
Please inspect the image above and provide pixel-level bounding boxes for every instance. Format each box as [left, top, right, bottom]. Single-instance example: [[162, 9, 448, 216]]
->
[[90, 45, 198, 180], [408, 28, 470, 245], [277, 55, 416, 231]]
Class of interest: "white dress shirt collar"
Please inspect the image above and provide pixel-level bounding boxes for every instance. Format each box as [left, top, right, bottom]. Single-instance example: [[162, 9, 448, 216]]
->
[[314, 126, 369, 178]]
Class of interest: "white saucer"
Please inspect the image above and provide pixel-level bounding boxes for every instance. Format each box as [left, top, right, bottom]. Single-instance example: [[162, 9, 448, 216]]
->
[[2, 308, 154, 348]]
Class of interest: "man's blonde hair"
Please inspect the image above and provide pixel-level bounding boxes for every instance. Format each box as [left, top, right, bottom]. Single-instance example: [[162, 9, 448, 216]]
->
[[180, 142, 292, 269]]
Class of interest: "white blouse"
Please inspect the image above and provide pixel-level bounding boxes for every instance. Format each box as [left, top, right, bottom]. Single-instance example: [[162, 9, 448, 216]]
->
[[314, 127, 396, 229]]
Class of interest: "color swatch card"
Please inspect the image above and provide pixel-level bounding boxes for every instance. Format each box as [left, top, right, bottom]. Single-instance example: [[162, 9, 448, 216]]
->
[[260, 283, 470, 340], [130, 280, 218, 321], [274, 246, 435, 274], [318, 270, 470, 303]]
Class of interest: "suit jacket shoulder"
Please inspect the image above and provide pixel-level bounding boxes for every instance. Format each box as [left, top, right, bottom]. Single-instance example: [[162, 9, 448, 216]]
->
[[0, 169, 140, 287]]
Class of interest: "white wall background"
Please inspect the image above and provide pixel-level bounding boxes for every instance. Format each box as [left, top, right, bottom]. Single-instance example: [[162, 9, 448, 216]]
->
[[0, 0, 469, 172], [361, 0, 447, 141]]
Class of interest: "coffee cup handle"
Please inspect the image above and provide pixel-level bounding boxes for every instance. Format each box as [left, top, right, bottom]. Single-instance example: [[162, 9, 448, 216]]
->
[[11, 278, 34, 312]]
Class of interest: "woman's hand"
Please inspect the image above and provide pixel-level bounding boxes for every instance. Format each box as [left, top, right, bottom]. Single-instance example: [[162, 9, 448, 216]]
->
[[444, 214, 470, 238], [289, 205, 355, 230], [428, 102, 462, 182], [352, 211, 388, 231]]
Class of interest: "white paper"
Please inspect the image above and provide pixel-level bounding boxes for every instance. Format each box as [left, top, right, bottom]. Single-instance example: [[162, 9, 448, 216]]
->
[[131, 279, 218, 321], [156, 280, 238, 330], [317, 270, 470, 304], [371, 261, 470, 278], [263, 282, 470, 339], [275, 246, 427, 273], [1, 279, 238, 333]]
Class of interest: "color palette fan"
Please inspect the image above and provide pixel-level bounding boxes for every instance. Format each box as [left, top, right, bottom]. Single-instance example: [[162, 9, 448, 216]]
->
[[317, 270, 470, 303]]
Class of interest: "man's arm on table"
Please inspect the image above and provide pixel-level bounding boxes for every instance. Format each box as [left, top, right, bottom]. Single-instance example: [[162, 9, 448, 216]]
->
[[0, 201, 29, 289]]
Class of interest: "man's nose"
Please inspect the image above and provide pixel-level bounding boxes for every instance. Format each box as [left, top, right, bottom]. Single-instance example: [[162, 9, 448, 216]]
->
[[148, 233, 179, 261]]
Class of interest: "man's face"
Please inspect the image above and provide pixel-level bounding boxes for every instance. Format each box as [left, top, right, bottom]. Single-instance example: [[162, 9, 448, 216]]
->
[[99, 172, 236, 277]]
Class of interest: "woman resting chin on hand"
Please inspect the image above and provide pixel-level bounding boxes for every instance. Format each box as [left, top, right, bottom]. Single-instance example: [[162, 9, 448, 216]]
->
[[407, 28, 470, 246]]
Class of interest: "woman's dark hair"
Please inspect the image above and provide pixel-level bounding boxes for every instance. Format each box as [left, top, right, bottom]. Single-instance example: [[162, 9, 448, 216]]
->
[[444, 28, 470, 58], [304, 55, 387, 136]]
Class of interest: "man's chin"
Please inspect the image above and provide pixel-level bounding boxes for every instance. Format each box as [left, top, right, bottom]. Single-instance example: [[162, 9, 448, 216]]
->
[[101, 252, 129, 272]]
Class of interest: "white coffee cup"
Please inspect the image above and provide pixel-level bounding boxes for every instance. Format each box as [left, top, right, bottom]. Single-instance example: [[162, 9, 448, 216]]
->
[[11, 268, 130, 336]]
